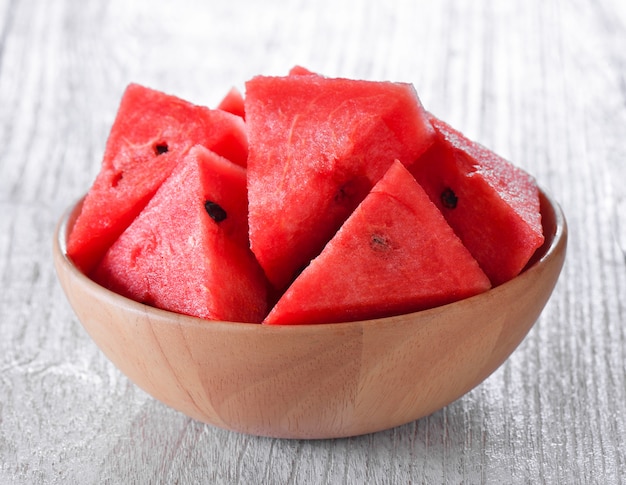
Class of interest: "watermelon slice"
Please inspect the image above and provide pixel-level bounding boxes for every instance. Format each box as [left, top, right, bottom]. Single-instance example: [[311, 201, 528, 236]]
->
[[245, 73, 436, 291], [409, 114, 544, 286], [67, 83, 248, 275], [264, 160, 491, 325], [288, 65, 317, 76], [217, 86, 245, 119], [92, 145, 268, 323]]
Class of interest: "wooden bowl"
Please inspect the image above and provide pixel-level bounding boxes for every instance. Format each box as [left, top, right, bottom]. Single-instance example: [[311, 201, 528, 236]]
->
[[53, 189, 567, 439]]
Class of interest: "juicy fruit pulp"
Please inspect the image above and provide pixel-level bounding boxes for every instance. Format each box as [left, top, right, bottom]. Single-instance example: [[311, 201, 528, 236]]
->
[[92, 146, 267, 323], [67, 83, 248, 275], [264, 161, 491, 325], [68, 69, 544, 324], [245, 73, 436, 291], [409, 115, 544, 286]]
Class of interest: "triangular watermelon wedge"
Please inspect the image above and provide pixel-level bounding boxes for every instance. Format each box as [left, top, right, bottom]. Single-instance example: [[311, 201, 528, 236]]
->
[[409, 114, 544, 285], [217, 86, 245, 119], [288, 65, 317, 76], [67, 83, 248, 275], [245, 73, 436, 291], [263, 161, 491, 325], [92, 146, 268, 323]]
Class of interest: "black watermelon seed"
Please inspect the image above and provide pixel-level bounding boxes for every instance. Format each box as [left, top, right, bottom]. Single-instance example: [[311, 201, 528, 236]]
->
[[441, 187, 458, 209], [154, 142, 169, 155], [204, 201, 227, 222]]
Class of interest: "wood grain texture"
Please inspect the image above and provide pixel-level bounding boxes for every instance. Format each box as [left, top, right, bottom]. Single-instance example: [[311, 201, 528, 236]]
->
[[1, 0, 625, 483]]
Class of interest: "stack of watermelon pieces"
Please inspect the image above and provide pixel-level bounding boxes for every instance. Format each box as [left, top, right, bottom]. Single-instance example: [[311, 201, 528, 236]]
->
[[67, 67, 544, 325]]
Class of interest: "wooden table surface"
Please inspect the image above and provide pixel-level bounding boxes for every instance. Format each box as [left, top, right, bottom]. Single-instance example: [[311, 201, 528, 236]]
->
[[1, 0, 625, 483]]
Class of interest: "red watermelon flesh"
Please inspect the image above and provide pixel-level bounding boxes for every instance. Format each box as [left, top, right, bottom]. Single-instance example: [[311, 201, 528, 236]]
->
[[245, 74, 436, 291], [92, 145, 268, 323], [264, 160, 491, 325], [217, 86, 245, 119], [288, 65, 317, 76], [67, 83, 248, 275], [409, 115, 544, 286]]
